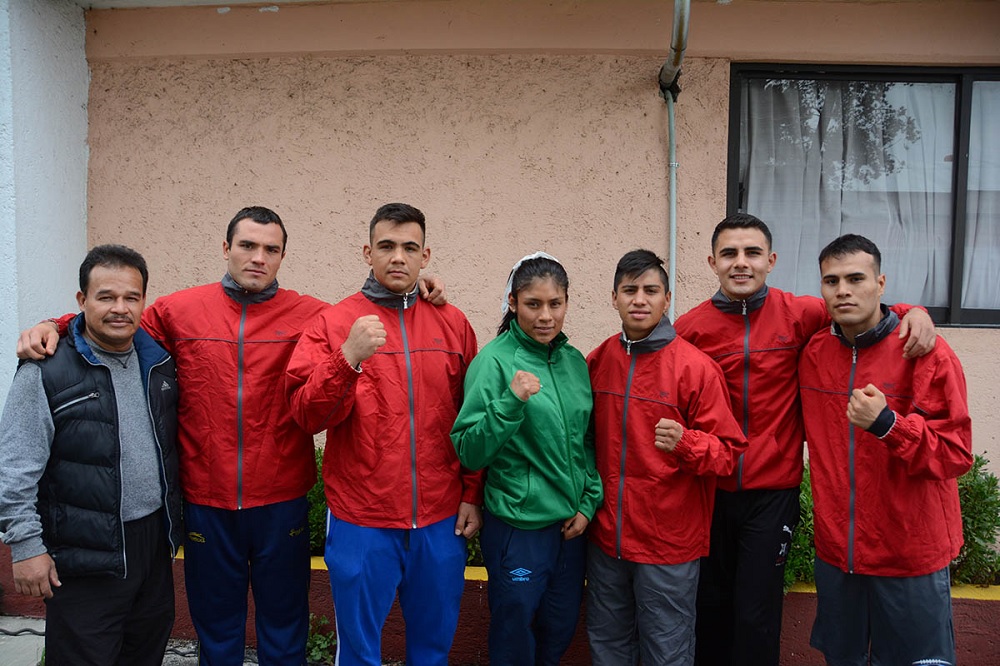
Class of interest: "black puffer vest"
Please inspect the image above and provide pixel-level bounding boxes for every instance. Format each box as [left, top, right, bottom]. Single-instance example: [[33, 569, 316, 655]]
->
[[32, 314, 182, 578]]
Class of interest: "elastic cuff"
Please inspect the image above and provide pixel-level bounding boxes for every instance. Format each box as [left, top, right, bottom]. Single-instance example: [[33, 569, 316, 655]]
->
[[333, 346, 363, 375], [672, 429, 692, 457], [867, 406, 896, 439], [497, 386, 529, 416], [10, 536, 47, 563]]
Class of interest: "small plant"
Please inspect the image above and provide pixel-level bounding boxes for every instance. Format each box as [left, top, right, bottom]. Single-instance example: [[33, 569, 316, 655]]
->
[[951, 453, 1000, 586], [466, 532, 484, 566], [306, 613, 337, 666], [308, 447, 327, 556], [784, 454, 1000, 591], [783, 466, 816, 591]]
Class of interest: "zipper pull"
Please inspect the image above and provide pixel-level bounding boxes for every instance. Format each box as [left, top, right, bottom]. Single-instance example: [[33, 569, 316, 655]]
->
[[625, 340, 632, 356], [403, 293, 409, 309], [742, 300, 748, 316]]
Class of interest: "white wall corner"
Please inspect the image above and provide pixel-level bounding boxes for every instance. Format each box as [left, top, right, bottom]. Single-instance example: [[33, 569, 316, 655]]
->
[[0, 0, 88, 407]]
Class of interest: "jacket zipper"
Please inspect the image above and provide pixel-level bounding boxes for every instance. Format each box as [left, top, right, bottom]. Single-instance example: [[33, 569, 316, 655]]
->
[[616, 352, 638, 559], [737, 299, 750, 490], [400, 294, 419, 529], [547, 345, 578, 532], [146, 356, 178, 556], [52, 391, 100, 414], [848, 345, 858, 573], [236, 303, 248, 509]]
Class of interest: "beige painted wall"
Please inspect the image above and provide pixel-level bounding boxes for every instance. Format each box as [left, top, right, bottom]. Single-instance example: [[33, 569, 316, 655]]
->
[[82, 0, 1000, 467]]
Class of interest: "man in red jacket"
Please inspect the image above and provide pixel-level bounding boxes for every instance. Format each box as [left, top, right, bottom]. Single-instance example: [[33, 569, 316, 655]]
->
[[675, 213, 937, 666], [285, 203, 482, 666], [586, 249, 747, 666], [15, 206, 447, 666], [799, 234, 970, 665]]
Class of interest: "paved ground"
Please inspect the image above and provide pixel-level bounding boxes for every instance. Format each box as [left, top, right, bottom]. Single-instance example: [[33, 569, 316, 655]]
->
[[0, 616, 43, 666], [0, 617, 261, 666], [161, 639, 258, 665]]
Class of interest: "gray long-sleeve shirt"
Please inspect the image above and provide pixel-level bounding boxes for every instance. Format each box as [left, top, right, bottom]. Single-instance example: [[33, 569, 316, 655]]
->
[[0, 363, 54, 562]]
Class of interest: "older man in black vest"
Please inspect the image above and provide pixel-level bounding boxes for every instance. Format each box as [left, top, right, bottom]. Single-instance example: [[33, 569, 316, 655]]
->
[[0, 244, 182, 665]]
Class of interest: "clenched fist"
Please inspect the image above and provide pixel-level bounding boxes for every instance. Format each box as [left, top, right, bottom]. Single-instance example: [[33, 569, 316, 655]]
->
[[510, 370, 541, 402], [342, 315, 387, 367], [654, 417, 684, 452], [848, 383, 887, 430]]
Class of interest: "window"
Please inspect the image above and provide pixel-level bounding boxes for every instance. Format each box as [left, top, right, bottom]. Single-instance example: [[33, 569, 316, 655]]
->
[[729, 65, 1000, 325]]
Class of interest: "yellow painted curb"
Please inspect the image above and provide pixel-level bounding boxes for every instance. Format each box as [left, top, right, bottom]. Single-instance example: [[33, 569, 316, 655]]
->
[[176, 548, 1000, 600], [949, 583, 1000, 600], [788, 581, 1000, 600], [465, 566, 488, 581]]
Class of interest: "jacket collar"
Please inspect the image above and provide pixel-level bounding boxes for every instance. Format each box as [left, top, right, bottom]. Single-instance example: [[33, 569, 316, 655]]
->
[[831, 304, 899, 349], [361, 272, 419, 310], [222, 273, 279, 305], [711, 284, 769, 315], [68, 313, 170, 381], [618, 315, 676, 354], [508, 318, 568, 357]]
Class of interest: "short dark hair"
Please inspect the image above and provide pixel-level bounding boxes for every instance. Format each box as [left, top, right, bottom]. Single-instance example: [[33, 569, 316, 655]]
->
[[711, 212, 773, 253], [818, 234, 882, 272], [498, 257, 569, 336], [369, 203, 426, 242], [226, 206, 287, 251], [613, 249, 670, 291], [79, 244, 149, 296]]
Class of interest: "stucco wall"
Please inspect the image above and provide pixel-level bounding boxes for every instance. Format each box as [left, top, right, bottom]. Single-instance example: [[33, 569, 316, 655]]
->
[[71, 0, 1000, 470], [87, 52, 723, 350], [0, 0, 88, 408]]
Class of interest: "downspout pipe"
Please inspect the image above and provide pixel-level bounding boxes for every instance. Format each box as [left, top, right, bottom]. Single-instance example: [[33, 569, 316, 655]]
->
[[658, 0, 689, 104], [658, 0, 689, 322]]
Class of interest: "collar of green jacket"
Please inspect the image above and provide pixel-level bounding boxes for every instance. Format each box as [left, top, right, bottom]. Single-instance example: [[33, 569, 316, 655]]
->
[[508, 318, 569, 358]]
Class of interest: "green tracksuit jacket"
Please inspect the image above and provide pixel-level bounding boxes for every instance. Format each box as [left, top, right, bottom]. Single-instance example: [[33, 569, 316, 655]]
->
[[451, 320, 603, 529]]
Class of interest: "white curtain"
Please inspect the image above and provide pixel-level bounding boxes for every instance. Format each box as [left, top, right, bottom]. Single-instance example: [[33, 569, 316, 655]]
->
[[962, 81, 1000, 309], [740, 79, 957, 306]]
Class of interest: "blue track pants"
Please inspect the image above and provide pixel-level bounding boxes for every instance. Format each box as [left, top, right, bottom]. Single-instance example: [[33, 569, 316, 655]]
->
[[324, 513, 467, 666], [480, 511, 586, 666], [183, 497, 311, 666]]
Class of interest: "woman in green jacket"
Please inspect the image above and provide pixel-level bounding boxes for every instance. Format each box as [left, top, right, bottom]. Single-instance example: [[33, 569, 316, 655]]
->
[[452, 252, 603, 666]]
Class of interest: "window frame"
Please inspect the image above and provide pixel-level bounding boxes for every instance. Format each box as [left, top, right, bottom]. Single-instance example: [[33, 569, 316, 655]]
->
[[728, 63, 1000, 326]]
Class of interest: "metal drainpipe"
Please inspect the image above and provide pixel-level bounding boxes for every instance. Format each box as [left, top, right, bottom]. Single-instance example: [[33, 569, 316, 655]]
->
[[658, 0, 689, 322]]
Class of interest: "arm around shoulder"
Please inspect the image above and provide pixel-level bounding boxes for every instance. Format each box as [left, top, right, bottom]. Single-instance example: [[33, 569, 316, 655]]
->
[[888, 304, 936, 358], [15, 318, 66, 360]]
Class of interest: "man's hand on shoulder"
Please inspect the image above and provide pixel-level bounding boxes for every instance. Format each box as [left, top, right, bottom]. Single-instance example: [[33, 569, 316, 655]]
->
[[418, 273, 448, 306], [12, 553, 60, 598], [16, 321, 59, 361], [898, 308, 936, 359]]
